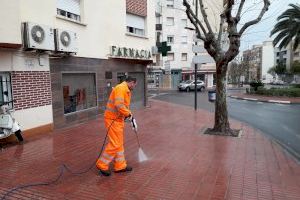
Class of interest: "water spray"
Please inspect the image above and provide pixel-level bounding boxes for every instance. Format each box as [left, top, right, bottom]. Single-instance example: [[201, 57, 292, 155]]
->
[[134, 129, 148, 162]]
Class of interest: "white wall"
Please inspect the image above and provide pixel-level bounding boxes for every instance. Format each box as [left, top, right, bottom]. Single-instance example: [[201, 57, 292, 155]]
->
[[160, 0, 220, 70], [0, 0, 21, 45], [124, 0, 156, 52], [162, 2, 193, 70], [13, 105, 53, 131], [0, 50, 53, 131], [1, 0, 155, 59], [262, 41, 275, 82], [0, 51, 49, 72]]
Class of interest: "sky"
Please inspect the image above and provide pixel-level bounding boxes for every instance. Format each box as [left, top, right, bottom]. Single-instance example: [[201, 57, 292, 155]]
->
[[237, 0, 299, 51]]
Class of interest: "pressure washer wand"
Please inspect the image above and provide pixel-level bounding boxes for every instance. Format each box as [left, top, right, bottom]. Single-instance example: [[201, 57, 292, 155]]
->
[[134, 129, 141, 148]]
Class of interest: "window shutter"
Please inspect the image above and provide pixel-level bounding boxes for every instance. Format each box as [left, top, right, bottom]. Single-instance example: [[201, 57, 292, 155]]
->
[[57, 0, 80, 15], [126, 13, 145, 29]]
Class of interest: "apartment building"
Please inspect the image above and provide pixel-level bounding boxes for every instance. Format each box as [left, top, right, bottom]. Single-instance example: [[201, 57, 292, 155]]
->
[[242, 45, 262, 82], [0, 0, 155, 137], [274, 41, 300, 83], [149, 0, 221, 89]]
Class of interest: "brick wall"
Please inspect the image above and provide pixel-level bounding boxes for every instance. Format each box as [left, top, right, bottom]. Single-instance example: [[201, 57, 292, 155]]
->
[[126, 0, 147, 17], [11, 71, 52, 110]]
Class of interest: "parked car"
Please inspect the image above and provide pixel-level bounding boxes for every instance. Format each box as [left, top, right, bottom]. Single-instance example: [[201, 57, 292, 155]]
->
[[271, 80, 285, 85], [178, 80, 205, 92]]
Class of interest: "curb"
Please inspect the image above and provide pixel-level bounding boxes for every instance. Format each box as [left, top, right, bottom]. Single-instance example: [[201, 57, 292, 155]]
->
[[229, 95, 297, 104]]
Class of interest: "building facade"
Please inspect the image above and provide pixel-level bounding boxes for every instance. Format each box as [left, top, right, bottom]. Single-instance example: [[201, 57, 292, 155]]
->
[[0, 0, 155, 137], [261, 41, 275, 83], [242, 45, 263, 82], [274, 41, 300, 83], [149, 0, 221, 89]]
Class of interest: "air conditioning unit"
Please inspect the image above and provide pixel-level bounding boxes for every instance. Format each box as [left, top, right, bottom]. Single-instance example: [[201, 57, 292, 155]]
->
[[54, 29, 78, 53], [22, 22, 55, 51]]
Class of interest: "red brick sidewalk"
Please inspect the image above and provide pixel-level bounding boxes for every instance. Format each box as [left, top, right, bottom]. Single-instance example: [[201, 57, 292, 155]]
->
[[0, 100, 299, 199], [229, 93, 300, 104]]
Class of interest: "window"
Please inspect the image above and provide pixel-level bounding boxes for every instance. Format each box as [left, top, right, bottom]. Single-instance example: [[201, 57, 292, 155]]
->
[[181, 19, 187, 27], [167, 53, 174, 61], [0, 73, 13, 109], [126, 13, 145, 36], [181, 36, 187, 44], [166, 17, 174, 26], [57, 0, 81, 21], [181, 53, 187, 61], [167, 35, 174, 44], [62, 73, 97, 114], [166, 0, 174, 8]]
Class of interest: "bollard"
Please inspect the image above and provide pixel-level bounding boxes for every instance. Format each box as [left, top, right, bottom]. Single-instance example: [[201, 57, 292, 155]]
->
[[208, 90, 216, 102]]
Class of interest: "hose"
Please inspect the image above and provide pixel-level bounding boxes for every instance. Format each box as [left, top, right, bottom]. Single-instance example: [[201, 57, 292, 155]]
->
[[0, 117, 117, 200]]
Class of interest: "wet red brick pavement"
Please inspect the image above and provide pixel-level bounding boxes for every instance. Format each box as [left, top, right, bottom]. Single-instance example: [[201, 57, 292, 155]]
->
[[0, 100, 299, 199]]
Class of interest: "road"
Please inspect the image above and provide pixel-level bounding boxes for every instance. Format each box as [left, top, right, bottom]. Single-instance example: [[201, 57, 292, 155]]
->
[[149, 89, 300, 161]]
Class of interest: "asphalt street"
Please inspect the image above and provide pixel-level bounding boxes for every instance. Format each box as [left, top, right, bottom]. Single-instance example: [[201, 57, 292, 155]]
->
[[149, 89, 300, 161]]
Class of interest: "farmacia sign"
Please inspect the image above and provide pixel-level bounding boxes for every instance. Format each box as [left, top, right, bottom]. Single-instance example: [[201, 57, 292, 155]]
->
[[110, 46, 152, 60]]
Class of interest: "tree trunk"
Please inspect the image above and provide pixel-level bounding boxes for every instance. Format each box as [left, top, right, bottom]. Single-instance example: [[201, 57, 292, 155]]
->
[[212, 62, 235, 135]]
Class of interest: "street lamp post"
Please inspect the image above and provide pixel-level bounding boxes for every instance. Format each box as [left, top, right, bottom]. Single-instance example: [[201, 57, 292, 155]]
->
[[184, 0, 199, 110], [194, 0, 198, 111]]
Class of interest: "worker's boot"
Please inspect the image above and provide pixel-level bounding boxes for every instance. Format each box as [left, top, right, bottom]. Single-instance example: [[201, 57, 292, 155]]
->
[[115, 166, 133, 173], [99, 169, 111, 176]]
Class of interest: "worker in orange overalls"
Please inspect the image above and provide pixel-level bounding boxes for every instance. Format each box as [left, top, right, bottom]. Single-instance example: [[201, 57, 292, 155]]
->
[[96, 76, 137, 176]]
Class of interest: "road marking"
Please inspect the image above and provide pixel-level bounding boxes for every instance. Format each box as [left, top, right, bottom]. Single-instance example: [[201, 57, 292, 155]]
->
[[268, 100, 290, 104], [243, 98, 258, 101]]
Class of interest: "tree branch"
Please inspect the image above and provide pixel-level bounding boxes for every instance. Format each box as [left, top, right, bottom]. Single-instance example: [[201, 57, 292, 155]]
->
[[185, 9, 206, 41], [183, 0, 207, 36], [235, 0, 246, 21], [224, 0, 235, 24], [199, 0, 214, 34], [239, 0, 270, 35], [217, 14, 226, 49]]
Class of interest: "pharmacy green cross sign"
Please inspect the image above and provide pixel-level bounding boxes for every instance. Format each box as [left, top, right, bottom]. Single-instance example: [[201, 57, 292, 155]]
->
[[157, 41, 171, 57]]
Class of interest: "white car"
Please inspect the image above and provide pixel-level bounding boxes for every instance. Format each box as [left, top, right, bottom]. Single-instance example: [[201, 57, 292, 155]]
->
[[178, 80, 205, 92]]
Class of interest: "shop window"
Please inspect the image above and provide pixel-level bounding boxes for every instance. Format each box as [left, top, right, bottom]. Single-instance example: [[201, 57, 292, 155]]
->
[[62, 73, 97, 114], [0, 73, 13, 109]]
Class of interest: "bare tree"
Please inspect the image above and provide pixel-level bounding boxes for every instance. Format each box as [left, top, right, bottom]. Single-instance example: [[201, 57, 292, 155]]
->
[[183, 0, 270, 136], [228, 60, 247, 85]]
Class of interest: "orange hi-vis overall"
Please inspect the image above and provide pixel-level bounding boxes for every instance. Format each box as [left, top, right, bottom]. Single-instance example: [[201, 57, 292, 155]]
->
[[96, 81, 132, 171]]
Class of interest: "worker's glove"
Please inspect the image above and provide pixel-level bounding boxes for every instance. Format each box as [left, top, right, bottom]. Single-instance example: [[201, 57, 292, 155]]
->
[[124, 114, 133, 122], [131, 117, 138, 132]]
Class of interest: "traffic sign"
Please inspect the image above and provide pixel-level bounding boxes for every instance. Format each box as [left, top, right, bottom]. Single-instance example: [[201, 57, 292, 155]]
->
[[192, 55, 214, 64], [192, 45, 206, 53]]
